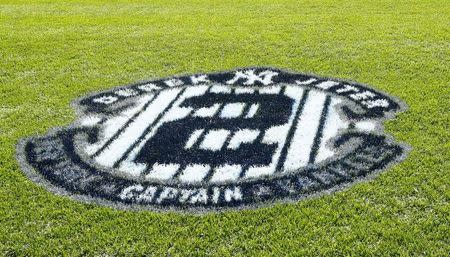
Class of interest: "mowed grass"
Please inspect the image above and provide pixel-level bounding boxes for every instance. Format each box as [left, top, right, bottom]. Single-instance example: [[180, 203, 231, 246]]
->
[[0, 0, 449, 255]]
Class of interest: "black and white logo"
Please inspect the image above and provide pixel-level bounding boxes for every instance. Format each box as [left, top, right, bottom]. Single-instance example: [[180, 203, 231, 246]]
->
[[17, 68, 409, 212]]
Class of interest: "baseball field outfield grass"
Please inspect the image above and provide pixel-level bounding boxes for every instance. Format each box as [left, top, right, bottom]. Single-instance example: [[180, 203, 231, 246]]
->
[[1, 0, 449, 256]]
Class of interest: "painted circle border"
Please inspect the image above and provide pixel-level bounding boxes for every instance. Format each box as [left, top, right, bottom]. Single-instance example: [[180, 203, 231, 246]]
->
[[15, 67, 411, 213]]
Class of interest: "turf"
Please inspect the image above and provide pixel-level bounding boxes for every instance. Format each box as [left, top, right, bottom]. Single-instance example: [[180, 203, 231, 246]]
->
[[0, 0, 449, 256]]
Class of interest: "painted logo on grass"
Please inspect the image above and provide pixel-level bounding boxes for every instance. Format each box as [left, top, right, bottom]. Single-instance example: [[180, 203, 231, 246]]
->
[[17, 68, 409, 211]]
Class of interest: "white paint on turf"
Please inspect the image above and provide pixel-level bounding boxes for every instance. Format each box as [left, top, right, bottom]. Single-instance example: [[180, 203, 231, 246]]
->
[[283, 90, 327, 171]]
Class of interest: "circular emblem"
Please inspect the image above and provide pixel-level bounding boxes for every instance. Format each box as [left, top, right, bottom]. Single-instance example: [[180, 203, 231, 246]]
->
[[17, 68, 409, 212]]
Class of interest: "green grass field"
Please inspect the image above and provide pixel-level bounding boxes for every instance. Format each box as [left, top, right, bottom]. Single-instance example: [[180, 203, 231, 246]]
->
[[1, 0, 449, 255]]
